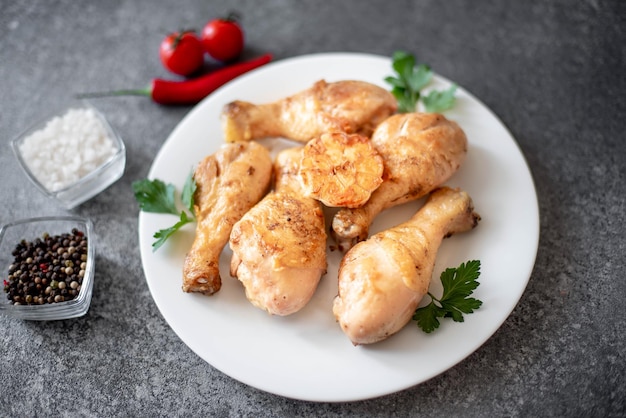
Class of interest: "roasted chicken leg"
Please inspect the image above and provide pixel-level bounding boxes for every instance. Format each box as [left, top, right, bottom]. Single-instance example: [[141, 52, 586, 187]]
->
[[229, 147, 327, 315], [182, 142, 272, 295], [221, 80, 397, 143], [332, 112, 468, 251], [333, 187, 480, 345]]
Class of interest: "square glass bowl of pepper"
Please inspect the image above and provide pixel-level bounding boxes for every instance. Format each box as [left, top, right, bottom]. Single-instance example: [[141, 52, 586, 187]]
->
[[10, 102, 126, 209], [0, 216, 95, 320]]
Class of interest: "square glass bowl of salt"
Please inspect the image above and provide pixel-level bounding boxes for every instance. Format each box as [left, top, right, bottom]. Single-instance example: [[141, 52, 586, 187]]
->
[[11, 103, 125, 209]]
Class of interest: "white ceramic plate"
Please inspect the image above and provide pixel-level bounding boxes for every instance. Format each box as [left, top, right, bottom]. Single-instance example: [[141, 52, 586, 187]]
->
[[139, 53, 539, 402]]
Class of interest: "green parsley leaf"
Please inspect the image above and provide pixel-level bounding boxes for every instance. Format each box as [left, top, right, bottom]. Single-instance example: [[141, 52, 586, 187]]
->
[[391, 50, 415, 75], [132, 178, 179, 215], [181, 170, 197, 213], [409, 63, 433, 93], [385, 50, 457, 114], [413, 300, 446, 333], [133, 175, 198, 251], [413, 260, 482, 333], [152, 211, 193, 252], [422, 84, 458, 113], [386, 51, 432, 113]]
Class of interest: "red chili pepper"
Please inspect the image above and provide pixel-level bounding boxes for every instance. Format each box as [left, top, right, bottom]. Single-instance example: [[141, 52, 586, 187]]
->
[[78, 53, 272, 105]]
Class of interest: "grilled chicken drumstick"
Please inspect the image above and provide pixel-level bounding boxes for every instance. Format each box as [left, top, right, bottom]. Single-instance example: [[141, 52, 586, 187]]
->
[[229, 147, 327, 315], [182, 142, 272, 295], [221, 80, 397, 143], [332, 112, 468, 251], [333, 187, 480, 345]]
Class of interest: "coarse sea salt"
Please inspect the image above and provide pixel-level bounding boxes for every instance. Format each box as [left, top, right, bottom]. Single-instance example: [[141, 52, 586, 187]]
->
[[19, 108, 117, 192]]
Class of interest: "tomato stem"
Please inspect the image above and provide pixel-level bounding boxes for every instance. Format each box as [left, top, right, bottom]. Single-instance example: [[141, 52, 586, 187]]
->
[[225, 11, 241, 22], [171, 29, 196, 49]]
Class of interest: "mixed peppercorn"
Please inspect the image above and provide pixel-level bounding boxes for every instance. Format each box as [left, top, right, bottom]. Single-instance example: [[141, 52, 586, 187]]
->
[[3, 229, 88, 305]]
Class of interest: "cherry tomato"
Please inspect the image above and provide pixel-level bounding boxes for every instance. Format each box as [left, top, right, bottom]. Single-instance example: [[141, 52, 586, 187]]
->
[[159, 31, 205, 76], [201, 15, 244, 62]]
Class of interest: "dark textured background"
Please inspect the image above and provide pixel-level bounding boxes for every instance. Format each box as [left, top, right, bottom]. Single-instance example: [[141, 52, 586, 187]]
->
[[1, 1, 625, 416]]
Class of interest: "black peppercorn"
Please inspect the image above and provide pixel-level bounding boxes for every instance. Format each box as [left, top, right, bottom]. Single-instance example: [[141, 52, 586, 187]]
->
[[3, 230, 88, 305]]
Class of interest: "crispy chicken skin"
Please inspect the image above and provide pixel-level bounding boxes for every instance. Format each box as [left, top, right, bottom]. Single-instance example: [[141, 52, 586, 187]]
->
[[229, 147, 327, 315], [332, 112, 468, 251], [221, 80, 397, 143], [182, 142, 272, 295], [333, 187, 480, 345]]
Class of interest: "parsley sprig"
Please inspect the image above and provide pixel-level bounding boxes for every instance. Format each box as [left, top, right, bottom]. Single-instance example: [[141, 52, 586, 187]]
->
[[132, 171, 197, 251], [385, 50, 458, 113], [413, 260, 482, 333]]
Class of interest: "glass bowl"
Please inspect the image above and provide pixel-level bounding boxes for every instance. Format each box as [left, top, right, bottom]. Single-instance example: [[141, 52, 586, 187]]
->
[[10, 103, 126, 209], [0, 216, 95, 320]]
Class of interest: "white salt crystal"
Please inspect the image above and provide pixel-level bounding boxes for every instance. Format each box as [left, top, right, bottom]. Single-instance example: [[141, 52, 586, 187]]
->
[[19, 107, 117, 192]]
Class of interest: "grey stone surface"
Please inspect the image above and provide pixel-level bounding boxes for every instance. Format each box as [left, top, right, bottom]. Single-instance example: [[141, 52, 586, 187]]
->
[[1, 0, 624, 416]]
